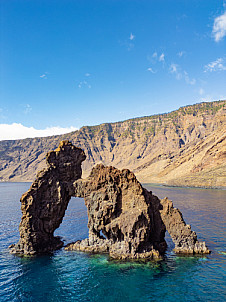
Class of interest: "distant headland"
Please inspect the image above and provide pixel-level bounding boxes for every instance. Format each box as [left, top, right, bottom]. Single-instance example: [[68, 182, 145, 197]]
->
[[0, 100, 225, 188]]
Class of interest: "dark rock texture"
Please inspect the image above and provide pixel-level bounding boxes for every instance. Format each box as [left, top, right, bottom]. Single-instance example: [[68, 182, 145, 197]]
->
[[9, 141, 210, 258], [9, 141, 86, 255]]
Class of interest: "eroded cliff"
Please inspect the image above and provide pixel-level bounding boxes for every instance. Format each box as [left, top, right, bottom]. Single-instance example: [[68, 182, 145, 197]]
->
[[0, 100, 225, 188]]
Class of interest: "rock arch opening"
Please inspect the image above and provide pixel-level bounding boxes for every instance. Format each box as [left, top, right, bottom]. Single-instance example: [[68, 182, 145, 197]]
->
[[54, 197, 89, 245]]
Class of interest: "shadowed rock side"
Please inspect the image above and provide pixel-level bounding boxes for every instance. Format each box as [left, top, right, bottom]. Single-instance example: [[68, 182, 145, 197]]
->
[[9, 141, 210, 258], [9, 141, 86, 255]]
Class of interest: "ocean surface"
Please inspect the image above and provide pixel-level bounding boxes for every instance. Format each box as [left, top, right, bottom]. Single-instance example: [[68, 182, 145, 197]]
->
[[0, 182, 225, 302]]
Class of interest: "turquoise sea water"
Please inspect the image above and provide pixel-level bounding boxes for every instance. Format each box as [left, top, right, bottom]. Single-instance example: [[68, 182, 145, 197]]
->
[[0, 182, 225, 302]]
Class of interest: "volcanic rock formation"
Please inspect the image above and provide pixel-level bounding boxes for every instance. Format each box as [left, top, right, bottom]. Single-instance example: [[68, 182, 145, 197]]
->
[[9, 141, 210, 258], [9, 141, 86, 255], [66, 164, 167, 259]]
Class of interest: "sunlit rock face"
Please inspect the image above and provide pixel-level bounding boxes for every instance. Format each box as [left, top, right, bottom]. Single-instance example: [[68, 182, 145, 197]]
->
[[9, 141, 210, 258]]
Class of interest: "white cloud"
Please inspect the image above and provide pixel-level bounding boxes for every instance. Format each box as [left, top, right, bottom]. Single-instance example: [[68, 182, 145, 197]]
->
[[169, 63, 182, 79], [120, 35, 135, 51], [169, 63, 177, 73], [204, 58, 226, 72], [85, 73, 91, 77], [159, 53, 165, 62], [0, 123, 78, 141], [212, 12, 226, 42], [147, 67, 156, 73], [184, 71, 196, 85], [40, 74, 47, 79], [169, 63, 195, 84], [178, 51, 185, 57], [148, 52, 165, 65], [129, 33, 135, 40], [78, 80, 91, 88]]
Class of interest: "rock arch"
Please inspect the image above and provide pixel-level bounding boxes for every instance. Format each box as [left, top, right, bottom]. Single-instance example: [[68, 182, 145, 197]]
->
[[9, 141, 210, 258]]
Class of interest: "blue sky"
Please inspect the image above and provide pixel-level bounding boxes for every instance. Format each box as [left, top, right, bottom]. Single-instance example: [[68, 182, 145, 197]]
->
[[0, 0, 226, 140]]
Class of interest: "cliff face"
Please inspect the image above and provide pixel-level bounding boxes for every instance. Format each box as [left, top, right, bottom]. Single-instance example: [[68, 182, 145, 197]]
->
[[0, 100, 225, 187]]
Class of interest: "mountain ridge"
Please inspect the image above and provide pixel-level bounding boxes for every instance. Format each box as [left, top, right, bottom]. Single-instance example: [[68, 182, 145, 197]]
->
[[0, 100, 225, 188]]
